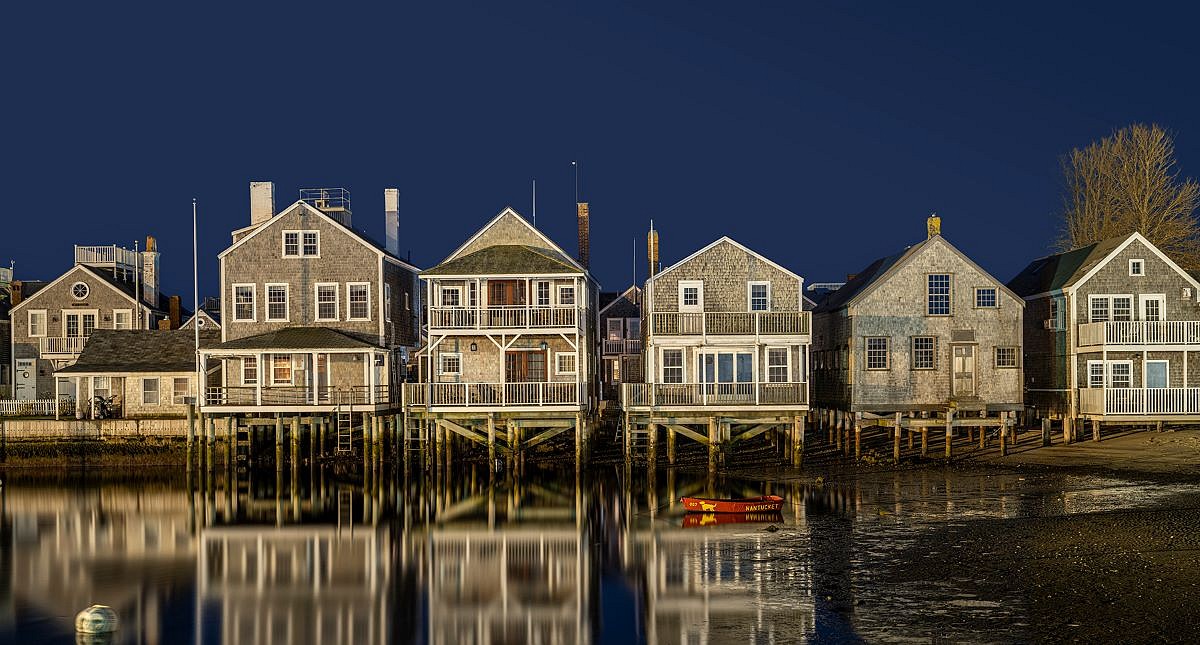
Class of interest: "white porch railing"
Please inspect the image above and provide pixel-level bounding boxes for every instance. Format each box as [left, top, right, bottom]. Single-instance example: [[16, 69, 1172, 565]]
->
[[602, 339, 642, 355], [429, 305, 581, 330], [650, 311, 810, 337], [0, 399, 63, 416], [75, 244, 139, 271], [409, 382, 580, 408], [40, 336, 88, 357], [1079, 387, 1200, 415], [205, 385, 397, 407], [1078, 321, 1200, 347], [622, 382, 808, 408]]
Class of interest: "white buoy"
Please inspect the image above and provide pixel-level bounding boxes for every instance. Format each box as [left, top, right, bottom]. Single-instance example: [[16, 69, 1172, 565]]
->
[[75, 605, 119, 634]]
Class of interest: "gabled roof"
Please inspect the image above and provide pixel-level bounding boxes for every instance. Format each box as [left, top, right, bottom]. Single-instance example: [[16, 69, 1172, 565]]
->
[[219, 200, 421, 273], [648, 237, 802, 285], [57, 330, 219, 374], [182, 308, 221, 330], [210, 327, 380, 351], [1007, 231, 1200, 297], [422, 245, 583, 277], [439, 207, 585, 272], [9, 264, 168, 314], [599, 285, 642, 317], [815, 235, 1022, 313]]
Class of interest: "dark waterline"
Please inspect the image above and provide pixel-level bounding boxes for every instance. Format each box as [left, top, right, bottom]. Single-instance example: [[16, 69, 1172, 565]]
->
[[0, 463, 1197, 644]]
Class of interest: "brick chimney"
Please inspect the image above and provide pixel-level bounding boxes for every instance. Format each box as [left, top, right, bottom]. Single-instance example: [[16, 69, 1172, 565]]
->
[[168, 295, 182, 329], [142, 235, 160, 307], [384, 188, 400, 256], [646, 223, 659, 278], [577, 202, 590, 269], [927, 213, 941, 239], [250, 181, 275, 226], [10, 280, 22, 305]]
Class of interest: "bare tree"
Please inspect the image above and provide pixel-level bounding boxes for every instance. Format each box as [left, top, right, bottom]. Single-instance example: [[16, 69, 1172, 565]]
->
[[1058, 123, 1200, 268]]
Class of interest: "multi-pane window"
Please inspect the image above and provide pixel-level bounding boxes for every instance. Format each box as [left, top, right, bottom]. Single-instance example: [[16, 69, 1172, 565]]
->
[[113, 310, 132, 330], [767, 348, 789, 382], [1089, 362, 1105, 388], [680, 280, 703, 311], [385, 284, 392, 322], [536, 281, 551, 306], [283, 230, 319, 257], [607, 318, 624, 341], [556, 352, 577, 375], [271, 354, 292, 385], [243, 357, 258, 385], [749, 282, 770, 311], [866, 337, 889, 370], [1090, 297, 1109, 322], [1091, 295, 1133, 322], [1144, 298, 1162, 321], [142, 378, 159, 405], [233, 285, 255, 321], [316, 284, 339, 321], [441, 287, 461, 307], [348, 284, 370, 320], [1129, 259, 1144, 276], [1110, 362, 1132, 388], [558, 285, 576, 306], [28, 310, 46, 337], [283, 232, 300, 257], [1049, 298, 1063, 330], [912, 336, 936, 370], [662, 349, 684, 383], [995, 347, 1018, 368], [927, 274, 951, 315], [266, 284, 288, 321], [302, 231, 319, 256], [974, 287, 997, 308], [172, 377, 191, 404], [439, 353, 461, 375], [1112, 297, 1132, 321], [467, 282, 478, 308]]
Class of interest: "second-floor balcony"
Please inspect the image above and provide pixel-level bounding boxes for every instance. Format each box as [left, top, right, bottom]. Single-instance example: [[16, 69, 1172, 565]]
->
[[204, 385, 395, 408], [429, 305, 582, 331], [1077, 320, 1200, 347], [1079, 387, 1200, 416], [40, 336, 88, 358], [602, 339, 642, 355], [622, 382, 808, 409], [650, 311, 810, 337], [405, 382, 581, 409]]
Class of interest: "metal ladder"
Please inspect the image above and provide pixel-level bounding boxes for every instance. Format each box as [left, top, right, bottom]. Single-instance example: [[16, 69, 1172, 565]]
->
[[336, 403, 354, 453]]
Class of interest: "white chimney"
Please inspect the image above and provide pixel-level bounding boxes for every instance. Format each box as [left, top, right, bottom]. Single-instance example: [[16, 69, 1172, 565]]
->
[[250, 181, 275, 225], [384, 188, 400, 256], [142, 235, 160, 306]]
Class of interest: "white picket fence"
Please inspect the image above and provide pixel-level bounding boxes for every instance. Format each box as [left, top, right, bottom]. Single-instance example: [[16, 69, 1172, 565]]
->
[[0, 399, 66, 416]]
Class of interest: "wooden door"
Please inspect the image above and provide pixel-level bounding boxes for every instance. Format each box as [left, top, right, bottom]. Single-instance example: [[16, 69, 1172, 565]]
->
[[489, 280, 520, 305], [952, 345, 976, 397], [506, 351, 547, 383]]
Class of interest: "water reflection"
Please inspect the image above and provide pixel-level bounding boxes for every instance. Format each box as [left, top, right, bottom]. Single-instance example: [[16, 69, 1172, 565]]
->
[[2, 463, 1198, 644]]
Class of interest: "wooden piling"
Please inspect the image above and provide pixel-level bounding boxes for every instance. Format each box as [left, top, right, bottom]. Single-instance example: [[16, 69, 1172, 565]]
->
[[999, 412, 1008, 456], [647, 422, 658, 468], [206, 416, 216, 471], [893, 412, 902, 463], [793, 415, 805, 466], [275, 416, 283, 472], [1041, 417, 1051, 446], [707, 417, 718, 472], [667, 427, 676, 465], [1092, 419, 1101, 442], [488, 414, 496, 467], [1063, 417, 1073, 445], [853, 412, 862, 461], [920, 427, 928, 457], [186, 405, 196, 472], [945, 409, 955, 459], [227, 416, 235, 473]]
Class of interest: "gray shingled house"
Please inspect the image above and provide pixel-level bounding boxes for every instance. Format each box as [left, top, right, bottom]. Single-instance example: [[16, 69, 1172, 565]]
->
[[598, 285, 643, 405], [1008, 231, 1200, 439], [812, 217, 1023, 458], [56, 329, 218, 419]]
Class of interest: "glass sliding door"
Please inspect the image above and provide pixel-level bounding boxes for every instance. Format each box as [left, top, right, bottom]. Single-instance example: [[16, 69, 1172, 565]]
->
[[699, 349, 754, 403]]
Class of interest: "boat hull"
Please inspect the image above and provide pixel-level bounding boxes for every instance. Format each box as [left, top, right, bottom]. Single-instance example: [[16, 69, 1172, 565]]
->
[[680, 495, 784, 513]]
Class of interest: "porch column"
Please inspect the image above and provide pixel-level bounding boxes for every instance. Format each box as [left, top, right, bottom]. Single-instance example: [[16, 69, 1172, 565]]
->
[[74, 377, 83, 419], [256, 353, 265, 406], [89, 376, 96, 420], [311, 352, 319, 404]]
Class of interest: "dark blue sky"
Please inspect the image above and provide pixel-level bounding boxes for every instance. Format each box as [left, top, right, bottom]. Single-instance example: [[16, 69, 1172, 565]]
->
[[4, 2, 1197, 298]]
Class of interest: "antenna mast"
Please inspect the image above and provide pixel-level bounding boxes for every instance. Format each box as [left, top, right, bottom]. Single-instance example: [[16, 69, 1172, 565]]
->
[[532, 178, 537, 227]]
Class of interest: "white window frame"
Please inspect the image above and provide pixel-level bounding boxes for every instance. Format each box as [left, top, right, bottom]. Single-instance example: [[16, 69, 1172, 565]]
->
[[660, 348, 685, 383], [71, 281, 90, 300], [766, 346, 790, 383], [314, 283, 340, 322], [679, 280, 704, 313], [607, 318, 624, 341], [911, 336, 937, 370], [926, 274, 952, 316], [1145, 359, 1170, 388], [347, 282, 372, 321], [1049, 298, 1065, 330], [1086, 359, 1134, 388], [1139, 294, 1166, 321], [265, 283, 289, 322], [1109, 360, 1133, 388], [282, 229, 320, 258], [1129, 258, 1145, 276], [557, 284, 576, 306], [113, 309, 133, 330], [973, 287, 998, 309], [535, 281, 551, 307], [172, 377, 191, 405], [242, 357, 258, 386], [142, 377, 160, 405], [271, 354, 293, 385], [232, 284, 257, 322], [440, 286, 463, 308], [555, 352, 578, 375], [28, 309, 47, 337], [439, 352, 462, 376], [994, 346, 1019, 369], [385, 284, 392, 322], [748, 281, 771, 312], [865, 337, 890, 370], [1087, 360, 1105, 388], [1088, 294, 1135, 322]]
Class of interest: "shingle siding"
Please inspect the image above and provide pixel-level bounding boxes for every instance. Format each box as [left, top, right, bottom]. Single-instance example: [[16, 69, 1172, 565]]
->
[[650, 240, 801, 313]]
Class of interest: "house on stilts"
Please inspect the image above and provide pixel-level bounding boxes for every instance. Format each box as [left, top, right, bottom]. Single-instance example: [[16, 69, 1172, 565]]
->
[[622, 236, 811, 469], [1008, 231, 1200, 441], [811, 216, 1024, 460], [199, 183, 421, 457], [598, 285, 643, 408], [405, 205, 599, 466]]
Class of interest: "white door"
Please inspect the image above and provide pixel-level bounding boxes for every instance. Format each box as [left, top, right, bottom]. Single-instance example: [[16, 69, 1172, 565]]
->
[[14, 359, 36, 400], [952, 345, 976, 397], [1139, 294, 1166, 321]]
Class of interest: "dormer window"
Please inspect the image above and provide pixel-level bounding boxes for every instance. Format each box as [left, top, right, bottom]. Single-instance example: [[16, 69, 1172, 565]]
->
[[1129, 259, 1144, 276], [283, 230, 320, 257]]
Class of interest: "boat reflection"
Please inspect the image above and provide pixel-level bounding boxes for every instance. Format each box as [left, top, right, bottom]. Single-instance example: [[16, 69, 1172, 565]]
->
[[680, 511, 783, 528]]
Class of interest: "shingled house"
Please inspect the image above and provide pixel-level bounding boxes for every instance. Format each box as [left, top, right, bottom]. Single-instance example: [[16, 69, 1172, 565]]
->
[[55, 329, 219, 419], [812, 216, 1023, 458], [599, 285, 643, 405], [1008, 231, 1200, 438]]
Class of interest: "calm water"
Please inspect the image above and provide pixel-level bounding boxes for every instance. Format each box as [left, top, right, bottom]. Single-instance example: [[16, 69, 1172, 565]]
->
[[0, 461, 1195, 644]]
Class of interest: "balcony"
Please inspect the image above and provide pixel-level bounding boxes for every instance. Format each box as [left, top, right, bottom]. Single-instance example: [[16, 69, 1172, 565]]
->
[[1077, 321, 1200, 347], [622, 382, 808, 409], [650, 311, 810, 337], [75, 245, 139, 274], [40, 336, 88, 358], [204, 385, 395, 408], [1079, 387, 1200, 416], [429, 305, 582, 331], [602, 339, 642, 355], [405, 382, 581, 409]]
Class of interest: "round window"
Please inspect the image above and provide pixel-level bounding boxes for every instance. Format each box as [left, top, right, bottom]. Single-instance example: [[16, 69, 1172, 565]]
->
[[71, 282, 90, 300]]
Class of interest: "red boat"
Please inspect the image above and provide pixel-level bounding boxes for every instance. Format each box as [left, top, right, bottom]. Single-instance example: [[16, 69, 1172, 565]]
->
[[680, 495, 784, 514], [682, 512, 783, 528]]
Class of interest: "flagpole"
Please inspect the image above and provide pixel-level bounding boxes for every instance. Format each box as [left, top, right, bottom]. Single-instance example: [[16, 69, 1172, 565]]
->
[[193, 198, 200, 408]]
